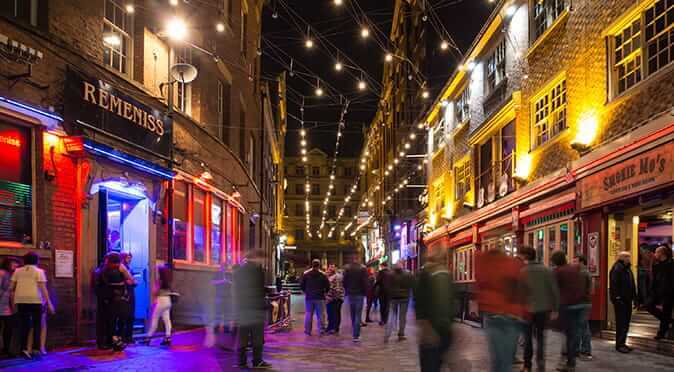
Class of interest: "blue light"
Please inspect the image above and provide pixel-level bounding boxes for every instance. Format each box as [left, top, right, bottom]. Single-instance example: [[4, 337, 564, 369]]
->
[[83, 141, 174, 179], [393, 224, 402, 231], [0, 96, 63, 122]]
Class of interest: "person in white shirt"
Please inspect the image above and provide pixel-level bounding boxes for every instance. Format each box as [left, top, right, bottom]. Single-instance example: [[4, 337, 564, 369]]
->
[[10, 252, 54, 359]]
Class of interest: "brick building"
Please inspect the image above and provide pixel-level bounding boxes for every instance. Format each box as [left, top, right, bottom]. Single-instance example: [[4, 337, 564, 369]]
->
[[423, 0, 674, 347], [0, 0, 276, 346]]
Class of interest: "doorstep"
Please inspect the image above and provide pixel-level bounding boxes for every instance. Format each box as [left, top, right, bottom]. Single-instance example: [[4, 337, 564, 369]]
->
[[600, 330, 674, 356]]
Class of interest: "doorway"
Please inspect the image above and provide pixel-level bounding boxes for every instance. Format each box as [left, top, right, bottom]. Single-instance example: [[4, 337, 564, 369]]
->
[[98, 186, 151, 329]]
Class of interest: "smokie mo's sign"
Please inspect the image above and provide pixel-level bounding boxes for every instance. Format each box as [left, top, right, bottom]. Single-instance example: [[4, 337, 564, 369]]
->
[[64, 68, 172, 156], [579, 142, 674, 209]]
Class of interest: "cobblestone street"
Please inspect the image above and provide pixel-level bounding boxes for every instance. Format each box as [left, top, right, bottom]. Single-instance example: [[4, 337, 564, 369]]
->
[[2, 301, 674, 371]]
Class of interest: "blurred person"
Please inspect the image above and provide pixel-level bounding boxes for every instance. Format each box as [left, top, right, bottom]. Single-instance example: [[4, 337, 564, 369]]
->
[[551, 250, 590, 372], [233, 250, 271, 369], [300, 259, 329, 336], [343, 257, 368, 342], [26, 307, 48, 355], [574, 255, 593, 361], [415, 248, 454, 372], [647, 245, 673, 340], [476, 248, 527, 372], [518, 246, 559, 372], [99, 252, 133, 352], [325, 264, 344, 334], [610, 251, 636, 353], [144, 265, 174, 346], [365, 267, 377, 323], [205, 263, 235, 349], [120, 252, 137, 344], [385, 263, 414, 342], [375, 262, 393, 326], [93, 256, 111, 349], [10, 252, 54, 359], [0, 257, 19, 357]]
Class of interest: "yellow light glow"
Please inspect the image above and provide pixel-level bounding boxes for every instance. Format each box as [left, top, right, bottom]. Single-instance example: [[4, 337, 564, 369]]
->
[[572, 113, 599, 147], [443, 202, 454, 220], [514, 153, 532, 181], [429, 212, 437, 228]]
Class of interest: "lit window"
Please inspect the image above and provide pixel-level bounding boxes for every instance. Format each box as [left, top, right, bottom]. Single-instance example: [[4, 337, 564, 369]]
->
[[211, 199, 223, 264], [645, 0, 674, 75], [533, 0, 567, 40], [103, 0, 133, 74], [0, 122, 32, 243], [455, 159, 471, 201], [432, 117, 445, 153], [455, 86, 471, 125], [486, 39, 507, 93], [613, 19, 643, 94], [173, 181, 188, 260], [193, 188, 206, 263], [532, 78, 567, 148], [311, 184, 320, 195]]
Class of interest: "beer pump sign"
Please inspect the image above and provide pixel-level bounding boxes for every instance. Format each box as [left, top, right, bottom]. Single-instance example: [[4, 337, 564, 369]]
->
[[64, 68, 172, 156]]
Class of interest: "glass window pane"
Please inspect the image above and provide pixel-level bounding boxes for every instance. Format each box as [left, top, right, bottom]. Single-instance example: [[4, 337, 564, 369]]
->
[[548, 226, 556, 252], [0, 122, 32, 243], [211, 199, 222, 264], [536, 229, 545, 263], [173, 181, 188, 260], [193, 188, 206, 262], [560, 223, 569, 254]]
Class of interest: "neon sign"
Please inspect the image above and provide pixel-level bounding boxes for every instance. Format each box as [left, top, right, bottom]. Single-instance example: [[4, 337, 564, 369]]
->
[[0, 135, 21, 147]]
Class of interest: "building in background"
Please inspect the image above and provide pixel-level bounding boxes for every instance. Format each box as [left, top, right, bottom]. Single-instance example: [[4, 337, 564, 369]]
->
[[422, 0, 674, 347], [0, 0, 278, 345]]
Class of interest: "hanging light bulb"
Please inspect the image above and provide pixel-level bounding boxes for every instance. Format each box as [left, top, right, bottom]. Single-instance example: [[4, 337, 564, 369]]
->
[[302, 156, 308, 162], [169, 0, 179, 5], [404, 142, 411, 149], [335, 62, 343, 71], [301, 139, 307, 146], [216, 22, 225, 33], [300, 129, 306, 136], [125, 4, 135, 13], [440, 40, 448, 50], [315, 87, 324, 96], [358, 80, 367, 91], [334, 0, 343, 5], [305, 38, 314, 49], [410, 132, 416, 139], [360, 27, 370, 38], [385, 53, 393, 62], [422, 90, 430, 99]]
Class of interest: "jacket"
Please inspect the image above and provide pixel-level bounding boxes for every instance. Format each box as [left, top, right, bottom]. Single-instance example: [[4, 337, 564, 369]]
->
[[300, 268, 329, 301], [609, 260, 636, 304], [554, 264, 590, 307], [343, 263, 368, 297], [233, 262, 267, 325], [326, 272, 345, 303], [375, 268, 394, 298], [649, 258, 673, 305], [414, 262, 454, 334], [476, 250, 527, 319], [521, 262, 560, 313], [390, 268, 415, 300]]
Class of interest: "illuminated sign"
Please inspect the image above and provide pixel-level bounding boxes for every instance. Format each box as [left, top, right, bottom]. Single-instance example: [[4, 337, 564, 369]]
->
[[0, 135, 20, 147]]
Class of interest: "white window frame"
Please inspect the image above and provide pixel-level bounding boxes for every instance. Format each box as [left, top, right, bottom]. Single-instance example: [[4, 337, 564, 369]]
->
[[532, 0, 568, 40], [455, 86, 471, 125], [486, 39, 507, 94], [531, 77, 567, 149], [103, 0, 133, 76], [455, 159, 471, 201]]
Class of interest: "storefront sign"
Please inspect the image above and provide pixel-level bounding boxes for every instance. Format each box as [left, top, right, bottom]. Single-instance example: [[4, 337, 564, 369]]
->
[[579, 142, 674, 209], [64, 69, 172, 156], [55, 250, 74, 278]]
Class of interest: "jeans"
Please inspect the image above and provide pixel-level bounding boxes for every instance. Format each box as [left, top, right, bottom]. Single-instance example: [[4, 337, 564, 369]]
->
[[379, 296, 391, 324], [147, 296, 172, 338], [385, 298, 409, 339], [238, 322, 264, 365], [419, 332, 451, 372], [484, 313, 521, 372], [304, 299, 325, 335], [523, 312, 548, 369], [17, 304, 42, 352], [366, 295, 377, 321], [326, 299, 343, 332], [613, 300, 632, 348], [561, 305, 585, 367], [347, 295, 364, 338], [578, 304, 592, 355]]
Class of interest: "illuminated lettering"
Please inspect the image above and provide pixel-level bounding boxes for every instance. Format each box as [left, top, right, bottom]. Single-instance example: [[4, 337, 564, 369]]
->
[[98, 90, 109, 110], [83, 82, 96, 104], [123, 102, 133, 120], [156, 119, 165, 136], [0, 135, 21, 147], [133, 106, 144, 127], [110, 95, 123, 116]]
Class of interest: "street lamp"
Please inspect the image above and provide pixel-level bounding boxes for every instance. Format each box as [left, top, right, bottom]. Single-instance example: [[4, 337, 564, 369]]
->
[[165, 17, 188, 41]]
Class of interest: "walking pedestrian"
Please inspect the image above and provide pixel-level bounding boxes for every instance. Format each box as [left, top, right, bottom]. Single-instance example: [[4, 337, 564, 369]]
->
[[120, 252, 136, 344], [415, 248, 454, 372], [99, 252, 133, 352], [144, 264, 174, 346], [610, 251, 637, 353], [375, 262, 393, 326], [574, 255, 593, 361], [647, 245, 673, 340], [342, 258, 368, 342], [385, 263, 414, 342], [365, 268, 376, 323], [325, 264, 344, 334], [518, 246, 559, 372], [0, 257, 19, 357], [233, 249, 271, 369], [93, 256, 111, 349], [551, 251, 590, 372], [300, 259, 329, 336], [476, 248, 527, 372], [10, 252, 54, 359]]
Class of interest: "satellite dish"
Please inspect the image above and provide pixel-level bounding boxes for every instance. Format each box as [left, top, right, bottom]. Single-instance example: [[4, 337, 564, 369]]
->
[[170, 63, 198, 84]]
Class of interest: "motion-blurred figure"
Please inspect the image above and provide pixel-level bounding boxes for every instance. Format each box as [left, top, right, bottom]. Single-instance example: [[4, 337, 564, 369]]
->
[[365, 268, 377, 323], [574, 255, 593, 361], [343, 257, 368, 342], [647, 246, 673, 340], [610, 251, 636, 353], [385, 263, 414, 342], [375, 262, 393, 326], [145, 264, 174, 346], [415, 248, 454, 372]]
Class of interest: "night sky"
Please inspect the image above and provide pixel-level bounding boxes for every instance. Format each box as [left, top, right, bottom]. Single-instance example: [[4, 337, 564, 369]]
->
[[262, 0, 495, 157]]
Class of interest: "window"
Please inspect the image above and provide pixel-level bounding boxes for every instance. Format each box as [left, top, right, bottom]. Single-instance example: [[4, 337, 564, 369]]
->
[[610, 1, 674, 96], [217, 80, 232, 145], [1, 0, 39, 26], [240, 5, 248, 57], [432, 118, 445, 153], [293, 203, 301, 217], [295, 229, 305, 241], [103, 0, 132, 74], [0, 122, 32, 243], [486, 39, 507, 93], [455, 159, 471, 201], [532, 78, 567, 148], [311, 184, 320, 195], [328, 205, 336, 218], [295, 183, 303, 195], [344, 167, 353, 177], [533, 0, 567, 40], [211, 199, 222, 264], [239, 109, 246, 161], [193, 188, 206, 263], [311, 205, 320, 217], [500, 121, 516, 193], [296, 166, 305, 176], [222, 0, 233, 24], [432, 182, 444, 216], [173, 181, 188, 260], [312, 166, 320, 176], [455, 86, 471, 125], [174, 46, 192, 113], [478, 139, 493, 196], [453, 246, 475, 282]]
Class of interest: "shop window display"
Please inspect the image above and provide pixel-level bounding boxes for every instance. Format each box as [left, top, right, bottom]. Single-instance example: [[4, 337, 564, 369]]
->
[[0, 122, 32, 243]]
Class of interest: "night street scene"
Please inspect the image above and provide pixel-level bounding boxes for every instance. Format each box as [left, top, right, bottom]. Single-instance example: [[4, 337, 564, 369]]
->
[[1, 0, 674, 371]]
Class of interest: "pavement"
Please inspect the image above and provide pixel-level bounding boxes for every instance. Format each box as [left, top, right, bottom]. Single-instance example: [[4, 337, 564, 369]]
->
[[2, 300, 674, 371]]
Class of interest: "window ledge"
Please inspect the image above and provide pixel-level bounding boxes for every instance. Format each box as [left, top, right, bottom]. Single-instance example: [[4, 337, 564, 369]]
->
[[530, 127, 571, 156], [0, 245, 48, 258], [608, 62, 674, 106], [174, 260, 219, 272], [527, 10, 570, 58]]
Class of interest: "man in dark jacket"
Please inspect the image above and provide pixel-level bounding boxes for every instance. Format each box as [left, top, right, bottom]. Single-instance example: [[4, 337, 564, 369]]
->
[[415, 248, 454, 372], [342, 258, 369, 342], [300, 259, 329, 336], [375, 262, 394, 325], [385, 263, 415, 342], [647, 246, 673, 340], [233, 250, 271, 369], [610, 251, 637, 353]]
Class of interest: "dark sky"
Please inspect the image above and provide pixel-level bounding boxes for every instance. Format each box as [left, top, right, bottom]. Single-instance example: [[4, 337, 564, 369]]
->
[[262, 0, 494, 158]]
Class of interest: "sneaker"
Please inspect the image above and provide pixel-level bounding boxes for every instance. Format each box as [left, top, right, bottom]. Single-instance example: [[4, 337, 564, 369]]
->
[[616, 346, 630, 353], [353, 337, 361, 343], [578, 353, 593, 361], [21, 350, 32, 360], [252, 361, 273, 369], [304, 331, 312, 336]]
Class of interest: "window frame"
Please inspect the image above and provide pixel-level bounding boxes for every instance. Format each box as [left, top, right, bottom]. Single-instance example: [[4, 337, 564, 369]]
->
[[454, 158, 471, 201], [531, 75, 567, 150], [532, 0, 568, 41], [486, 38, 507, 94], [174, 46, 192, 114], [455, 85, 471, 126], [103, 0, 133, 76]]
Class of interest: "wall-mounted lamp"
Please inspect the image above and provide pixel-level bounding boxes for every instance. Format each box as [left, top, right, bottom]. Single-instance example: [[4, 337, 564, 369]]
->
[[571, 113, 599, 154], [513, 153, 532, 183]]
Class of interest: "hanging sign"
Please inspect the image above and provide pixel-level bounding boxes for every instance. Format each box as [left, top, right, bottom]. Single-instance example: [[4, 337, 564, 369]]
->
[[64, 68, 172, 157]]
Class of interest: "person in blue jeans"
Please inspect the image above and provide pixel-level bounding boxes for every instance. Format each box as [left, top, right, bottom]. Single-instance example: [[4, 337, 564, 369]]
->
[[574, 255, 593, 361], [300, 259, 329, 336], [342, 259, 368, 342]]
